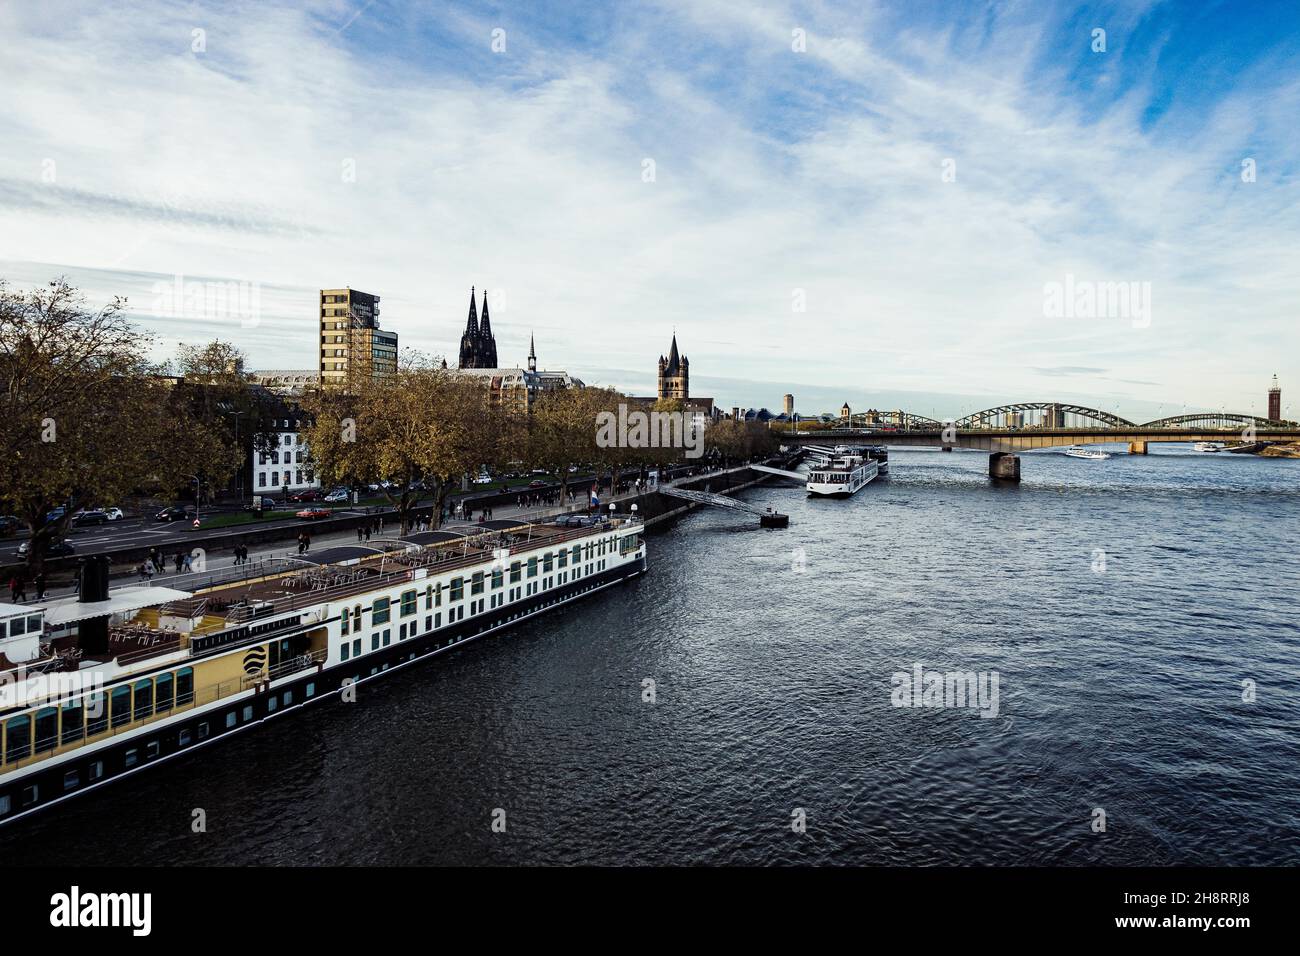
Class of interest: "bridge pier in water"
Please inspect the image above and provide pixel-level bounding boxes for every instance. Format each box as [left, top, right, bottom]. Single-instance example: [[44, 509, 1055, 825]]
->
[[989, 452, 1021, 481], [1129, 441, 1149, 454]]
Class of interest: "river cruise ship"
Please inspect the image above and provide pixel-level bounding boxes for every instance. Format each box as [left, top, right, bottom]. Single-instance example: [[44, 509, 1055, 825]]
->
[[806, 446, 880, 496], [0, 515, 645, 825]]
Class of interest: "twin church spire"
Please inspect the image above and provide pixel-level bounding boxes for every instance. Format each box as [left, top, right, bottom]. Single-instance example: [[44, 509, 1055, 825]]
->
[[458, 286, 498, 369], [457, 287, 539, 372]]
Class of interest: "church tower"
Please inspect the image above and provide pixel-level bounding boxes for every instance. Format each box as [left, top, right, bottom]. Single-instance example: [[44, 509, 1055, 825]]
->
[[528, 333, 537, 372], [458, 287, 499, 369], [657, 334, 689, 399]]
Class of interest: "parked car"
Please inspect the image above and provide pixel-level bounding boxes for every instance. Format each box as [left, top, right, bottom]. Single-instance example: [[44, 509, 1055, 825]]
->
[[72, 510, 109, 527], [244, 496, 279, 512], [0, 515, 21, 536], [323, 488, 351, 503], [528, 479, 548, 489], [289, 489, 323, 502], [103, 507, 124, 521], [155, 506, 196, 522], [472, 474, 492, 484], [530, 469, 548, 476], [42, 506, 68, 526], [17, 539, 75, 558], [296, 507, 331, 521]]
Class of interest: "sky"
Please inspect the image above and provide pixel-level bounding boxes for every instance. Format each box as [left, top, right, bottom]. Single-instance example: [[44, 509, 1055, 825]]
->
[[1, 0, 1297, 421]]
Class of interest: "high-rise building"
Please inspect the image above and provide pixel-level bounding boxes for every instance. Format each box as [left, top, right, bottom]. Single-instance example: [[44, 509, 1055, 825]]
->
[[1268, 374, 1281, 421], [783, 394, 795, 416], [657, 335, 689, 399], [318, 288, 396, 387], [458, 287, 499, 369]]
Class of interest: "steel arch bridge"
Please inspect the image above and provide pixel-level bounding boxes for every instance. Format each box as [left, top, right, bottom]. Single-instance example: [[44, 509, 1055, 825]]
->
[[837, 410, 942, 430], [1138, 412, 1287, 429], [953, 403, 1136, 429]]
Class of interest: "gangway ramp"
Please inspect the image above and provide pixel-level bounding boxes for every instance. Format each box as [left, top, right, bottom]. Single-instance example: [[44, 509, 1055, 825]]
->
[[658, 486, 789, 527], [750, 464, 805, 481]]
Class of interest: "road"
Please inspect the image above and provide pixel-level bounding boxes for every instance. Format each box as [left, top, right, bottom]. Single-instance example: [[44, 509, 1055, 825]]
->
[[21, 480, 660, 604], [0, 476, 602, 564]]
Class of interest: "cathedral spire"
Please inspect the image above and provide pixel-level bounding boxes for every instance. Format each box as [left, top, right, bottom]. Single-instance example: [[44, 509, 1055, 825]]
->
[[465, 286, 479, 334], [665, 333, 681, 375], [527, 332, 537, 372]]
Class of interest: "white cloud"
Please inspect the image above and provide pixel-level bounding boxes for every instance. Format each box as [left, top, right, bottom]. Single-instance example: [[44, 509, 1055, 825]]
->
[[0, 0, 1295, 418]]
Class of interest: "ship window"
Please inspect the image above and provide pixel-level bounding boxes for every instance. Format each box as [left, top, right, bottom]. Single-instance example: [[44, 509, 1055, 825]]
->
[[284, 690, 293, 706], [111, 686, 132, 728], [133, 679, 154, 721], [124, 749, 138, 768], [89, 760, 104, 780], [491, 569, 503, 589], [268, 696, 278, 712], [527, 558, 537, 578], [557, 551, 567, 568], [433, 584, 442, 607], [198, 722, 209, 740], [61, 701, 84, 745], [5, 714, 31, 763], [471, 572, 484, 595], [21, 785, 37, 807], [400, 590, 417, 616], [0, 795, 8, 816], [176, 667, 194, 706], [372, 597, 391, 625], [371, 634, 380, 651], [341, 642, 350, 661], [306, 682, 316, 698], [571, 545, 581, 564], [146, 741, 160, 758], [341, 607, 350, 635], [32, 707, 56, 754], [179, 729, 191, 746], [509, 562, 521, 583], [86, 693, 107, 736], [450, 577, 464, 600], [352, 638, 361, 656], [242, 705, 253, 721], [226, 712, 237, 729], [156, 673, 174, 712]]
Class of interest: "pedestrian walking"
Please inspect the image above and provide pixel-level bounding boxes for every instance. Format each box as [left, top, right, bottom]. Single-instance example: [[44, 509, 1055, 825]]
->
[[143, 562, 154, 583], [183, 552, 193, 573], [8, 575, 20, 603], [35, 572, 46, 601], [357, 526, 364, 543], [174, 552, 184, 574]]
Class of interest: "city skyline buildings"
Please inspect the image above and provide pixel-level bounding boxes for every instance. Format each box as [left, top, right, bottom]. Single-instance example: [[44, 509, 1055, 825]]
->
[[2, 2, 1297, 420]]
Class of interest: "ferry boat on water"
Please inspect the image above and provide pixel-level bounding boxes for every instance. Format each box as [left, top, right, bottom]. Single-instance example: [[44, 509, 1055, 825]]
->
[[806, 446, 881, 496], [1193, 441, 1224, 453], [0, 514, 645, 825], [1063, 445, 1111, 460]]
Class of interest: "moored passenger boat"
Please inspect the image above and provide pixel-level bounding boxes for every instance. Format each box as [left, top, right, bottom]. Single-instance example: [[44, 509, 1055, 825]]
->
[[806, 446, 879, 496], [0, 514, 645, 825]]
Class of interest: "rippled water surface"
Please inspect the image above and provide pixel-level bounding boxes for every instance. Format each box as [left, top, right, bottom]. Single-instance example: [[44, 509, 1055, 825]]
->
[[5, 445, 1299, 865]]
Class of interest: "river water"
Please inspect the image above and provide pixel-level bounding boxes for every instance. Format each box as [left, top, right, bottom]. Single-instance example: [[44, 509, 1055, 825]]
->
[[5, 445, 1299, 865]]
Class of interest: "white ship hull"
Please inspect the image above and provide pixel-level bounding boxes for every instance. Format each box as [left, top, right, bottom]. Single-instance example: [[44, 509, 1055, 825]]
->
[[806, 459, 879, 496]]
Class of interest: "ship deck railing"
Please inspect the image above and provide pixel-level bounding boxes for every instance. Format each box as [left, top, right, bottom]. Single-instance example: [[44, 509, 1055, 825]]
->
[[0, 674, 246, 773], [183, 516, 640, 625]]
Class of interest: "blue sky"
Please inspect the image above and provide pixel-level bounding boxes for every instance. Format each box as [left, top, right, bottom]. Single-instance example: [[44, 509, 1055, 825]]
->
[[1, 0, 1297, 419]]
